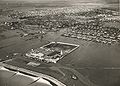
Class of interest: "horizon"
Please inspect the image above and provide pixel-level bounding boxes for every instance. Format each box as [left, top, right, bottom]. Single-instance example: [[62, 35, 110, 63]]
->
[[0, 0, 119, 4]]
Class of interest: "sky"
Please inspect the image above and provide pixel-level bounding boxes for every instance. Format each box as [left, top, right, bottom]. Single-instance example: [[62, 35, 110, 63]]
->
[[0, 0, 105, 3], [0, 0, 119, 4]]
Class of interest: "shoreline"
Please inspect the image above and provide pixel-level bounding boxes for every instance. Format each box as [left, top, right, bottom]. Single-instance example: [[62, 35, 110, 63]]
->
[[0, 62, 66, 86]]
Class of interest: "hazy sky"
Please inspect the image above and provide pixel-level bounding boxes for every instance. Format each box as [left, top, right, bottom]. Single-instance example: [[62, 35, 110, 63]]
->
[[0, 0, 119, 4], [0, 0, 103, 2]]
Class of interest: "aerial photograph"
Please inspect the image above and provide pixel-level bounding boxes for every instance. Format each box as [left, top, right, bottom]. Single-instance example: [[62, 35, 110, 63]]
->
[[0, 0, 120, 86]]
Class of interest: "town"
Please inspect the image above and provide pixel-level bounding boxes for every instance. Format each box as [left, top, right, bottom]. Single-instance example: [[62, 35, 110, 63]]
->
[[0, 6, 119, 45]]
